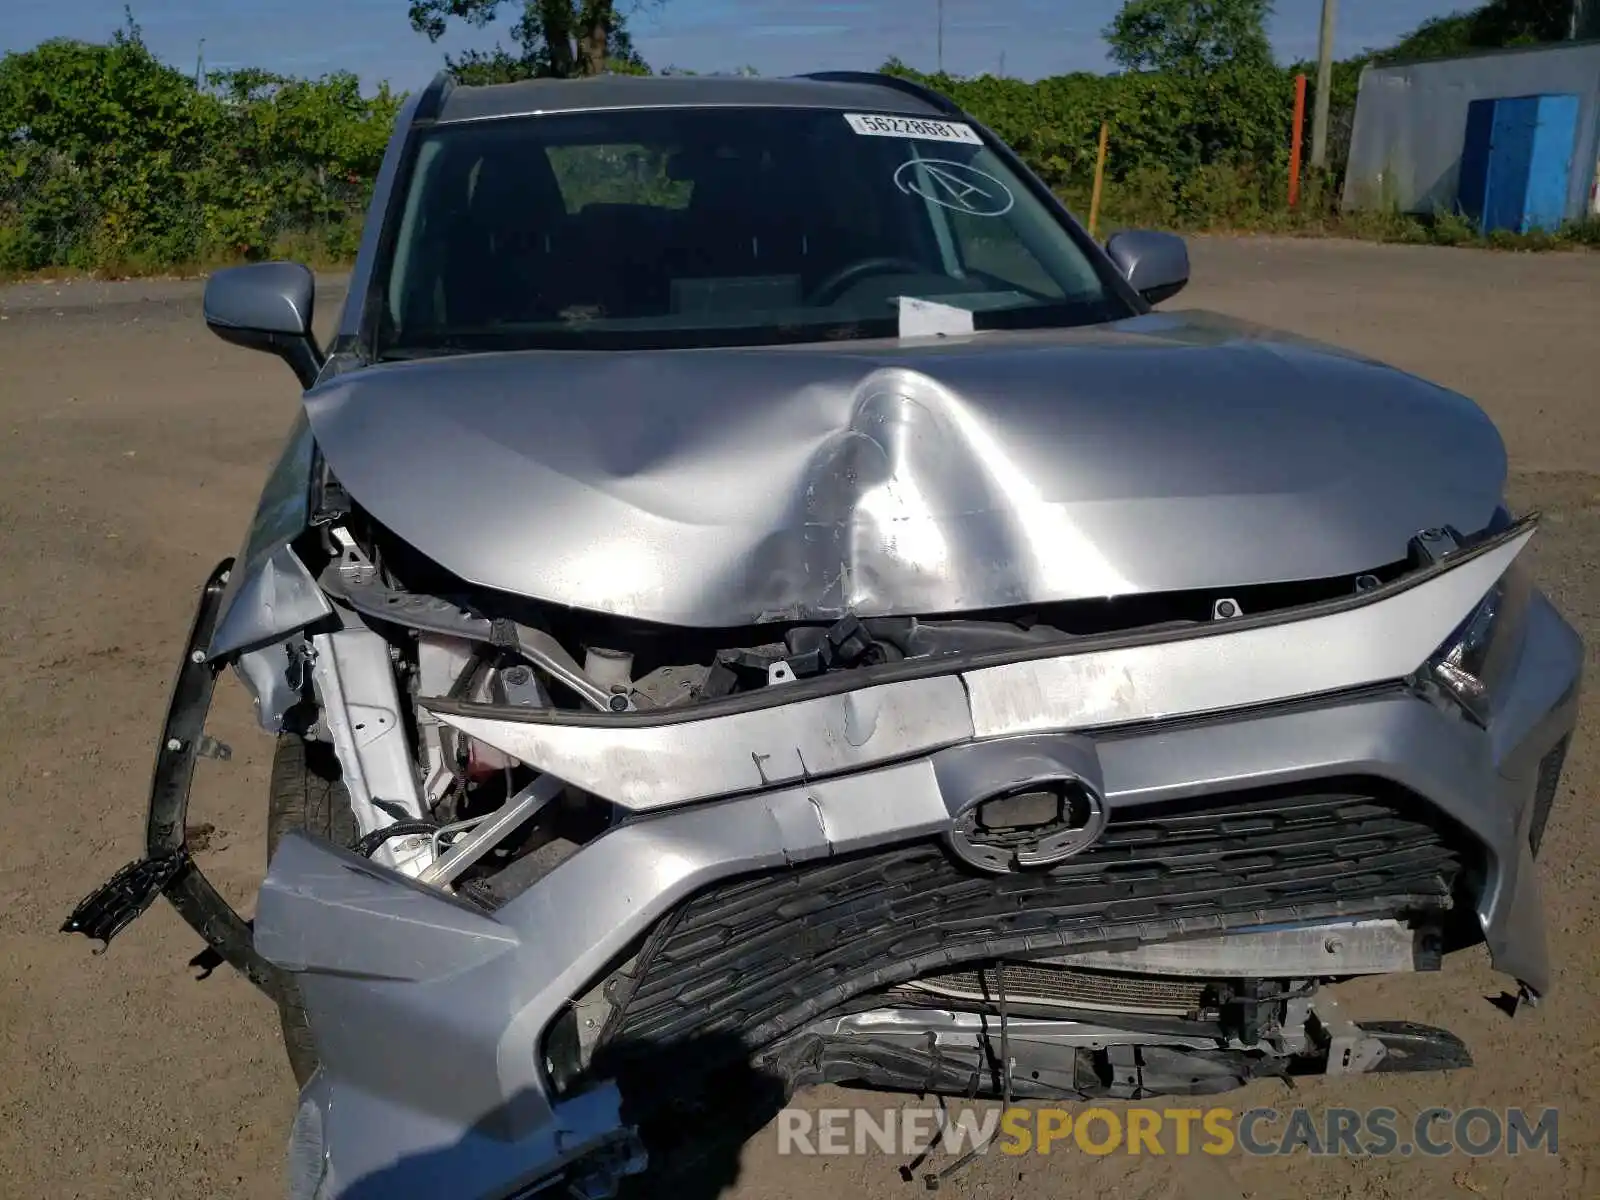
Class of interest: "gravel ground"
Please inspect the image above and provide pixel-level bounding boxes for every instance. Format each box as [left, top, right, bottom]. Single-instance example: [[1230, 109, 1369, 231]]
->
[[0, 236, 1594, 1200]]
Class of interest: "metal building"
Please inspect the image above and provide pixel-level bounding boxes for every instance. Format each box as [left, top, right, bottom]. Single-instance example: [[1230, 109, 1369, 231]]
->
[[1342, 40, 1600, 228]]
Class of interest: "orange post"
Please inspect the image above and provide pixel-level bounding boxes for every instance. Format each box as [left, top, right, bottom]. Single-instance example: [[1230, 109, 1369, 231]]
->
[[1288, 73, 1307, 208], [1088, 121, 1110, 237]]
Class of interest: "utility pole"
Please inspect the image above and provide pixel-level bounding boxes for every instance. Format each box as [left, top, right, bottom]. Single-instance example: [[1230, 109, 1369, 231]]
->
[[1310, 0, 1337, 169], [937, 0, 944, 74]]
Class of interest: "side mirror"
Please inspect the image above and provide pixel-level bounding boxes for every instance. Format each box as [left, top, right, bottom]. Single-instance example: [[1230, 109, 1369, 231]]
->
[[203, 262, 325, 390], [1104, 230, 1190, 306]]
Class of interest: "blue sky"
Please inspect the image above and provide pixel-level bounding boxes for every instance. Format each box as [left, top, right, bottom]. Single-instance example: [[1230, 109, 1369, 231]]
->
[[3, 1, 1465, 88]]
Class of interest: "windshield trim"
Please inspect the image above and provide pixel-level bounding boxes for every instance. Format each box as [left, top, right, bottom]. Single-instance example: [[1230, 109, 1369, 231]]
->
[[360, 103, 1146, 362], [429, 99, 947, 128]]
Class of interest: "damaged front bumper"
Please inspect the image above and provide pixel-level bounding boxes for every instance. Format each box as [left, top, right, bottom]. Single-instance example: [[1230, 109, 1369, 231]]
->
[[62, 559, 647, 1198], [67, 520, 1583, 1199], [61, 559, 289, 999]]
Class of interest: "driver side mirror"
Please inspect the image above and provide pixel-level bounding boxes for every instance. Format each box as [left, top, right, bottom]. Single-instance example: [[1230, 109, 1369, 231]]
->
[[203, 262, 325, 390], [1104, 230, 1190, 306]]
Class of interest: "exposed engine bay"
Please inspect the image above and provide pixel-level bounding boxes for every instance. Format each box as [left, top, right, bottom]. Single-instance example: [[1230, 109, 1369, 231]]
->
[[294, 501, 1420, 881]]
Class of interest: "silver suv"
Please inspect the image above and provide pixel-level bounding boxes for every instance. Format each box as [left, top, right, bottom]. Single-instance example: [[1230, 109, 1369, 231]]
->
[[67, 71, 1583, 1199]]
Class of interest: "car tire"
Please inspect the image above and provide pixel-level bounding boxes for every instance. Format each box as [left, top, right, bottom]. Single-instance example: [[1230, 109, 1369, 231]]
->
[[265, 733, 356, 1088]]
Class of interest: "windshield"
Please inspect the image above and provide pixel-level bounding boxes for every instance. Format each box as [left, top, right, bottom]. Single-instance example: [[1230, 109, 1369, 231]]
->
[[372, 105, 1135, 355]]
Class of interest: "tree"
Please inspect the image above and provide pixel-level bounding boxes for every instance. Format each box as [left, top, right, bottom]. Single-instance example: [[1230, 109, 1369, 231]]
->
[[1104, 0, 1275, 74], [408, 0, 647, 80], [1378, 0, 1574, 64]]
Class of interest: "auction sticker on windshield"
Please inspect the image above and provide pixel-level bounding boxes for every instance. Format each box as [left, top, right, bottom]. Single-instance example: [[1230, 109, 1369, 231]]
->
[[844, 113, 983, 144]]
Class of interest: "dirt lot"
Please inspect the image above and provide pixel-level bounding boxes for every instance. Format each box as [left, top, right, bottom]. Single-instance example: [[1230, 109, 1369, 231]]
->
[[0, 237, 1595, 1200]]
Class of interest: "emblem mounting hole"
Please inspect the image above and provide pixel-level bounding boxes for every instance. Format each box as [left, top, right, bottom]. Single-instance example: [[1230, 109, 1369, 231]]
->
[[948, 778, 1108, 874]]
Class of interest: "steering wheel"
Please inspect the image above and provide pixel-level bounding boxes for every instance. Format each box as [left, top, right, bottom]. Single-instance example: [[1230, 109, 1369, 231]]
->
[[808, 256, 927, 305]]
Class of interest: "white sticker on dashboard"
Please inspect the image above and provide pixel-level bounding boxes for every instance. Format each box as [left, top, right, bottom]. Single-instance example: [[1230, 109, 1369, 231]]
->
[[844, 112, 983, 144]]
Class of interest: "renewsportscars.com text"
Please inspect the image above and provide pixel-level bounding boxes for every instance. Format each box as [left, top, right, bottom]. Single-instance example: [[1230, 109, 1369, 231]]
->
[[776, 1105, 1559, 1158]]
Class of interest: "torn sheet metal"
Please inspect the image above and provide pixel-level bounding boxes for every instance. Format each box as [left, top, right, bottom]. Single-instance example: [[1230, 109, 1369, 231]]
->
[[422, 522, 1532, 810], [432, 674, 972, 810], [208, 411, 331, 659]]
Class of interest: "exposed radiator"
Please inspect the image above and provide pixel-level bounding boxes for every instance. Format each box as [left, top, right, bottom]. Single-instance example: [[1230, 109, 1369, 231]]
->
[[896, 964, 1210, 1016]]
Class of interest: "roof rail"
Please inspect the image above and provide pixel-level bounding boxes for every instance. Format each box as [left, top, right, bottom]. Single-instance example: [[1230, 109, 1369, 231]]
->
[[799, 70, 965, 118], [414, 70, 456, 122]]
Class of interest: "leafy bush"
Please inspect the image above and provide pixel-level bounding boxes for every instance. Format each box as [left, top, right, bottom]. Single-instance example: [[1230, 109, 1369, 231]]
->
[[1, 19, 1591, 277], [884, 59, 1329, 224], [1565, 218, 1600, 247], [0, 19, 398, 274]]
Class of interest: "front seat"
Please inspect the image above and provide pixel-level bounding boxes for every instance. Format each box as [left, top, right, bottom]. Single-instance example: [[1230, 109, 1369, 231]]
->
[[441, 146, 570, 326]]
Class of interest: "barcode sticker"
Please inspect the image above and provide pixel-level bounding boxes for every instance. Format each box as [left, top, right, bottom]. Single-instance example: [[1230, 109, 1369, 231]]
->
[[844, 112, 983, 144]]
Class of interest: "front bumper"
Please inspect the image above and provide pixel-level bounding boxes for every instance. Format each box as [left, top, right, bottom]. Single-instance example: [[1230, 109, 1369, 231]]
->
[[264, 593, 1579, 1196], [69, 525, 1583, 1200], [60, 559, 289, 1000]]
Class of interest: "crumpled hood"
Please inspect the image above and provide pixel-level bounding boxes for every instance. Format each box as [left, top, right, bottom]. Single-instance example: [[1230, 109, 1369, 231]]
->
[[304, 310, 1506, 627]]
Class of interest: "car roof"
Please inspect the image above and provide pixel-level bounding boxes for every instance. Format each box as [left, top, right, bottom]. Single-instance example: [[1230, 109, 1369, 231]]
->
[[433, 73, 950, 125]]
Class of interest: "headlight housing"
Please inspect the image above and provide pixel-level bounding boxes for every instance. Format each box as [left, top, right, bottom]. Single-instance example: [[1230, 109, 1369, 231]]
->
[[1419, 558, 1531, 726]]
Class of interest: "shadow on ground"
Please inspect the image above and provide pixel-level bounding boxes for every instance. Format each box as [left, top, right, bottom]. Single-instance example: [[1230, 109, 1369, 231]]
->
[[336, 1032, 790, 1199]]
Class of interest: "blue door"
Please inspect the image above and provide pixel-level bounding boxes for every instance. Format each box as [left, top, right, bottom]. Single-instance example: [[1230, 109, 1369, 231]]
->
[[1458, 99, 1496, 222], [1523, 93, 1581, 232], [1484, 97, 1539, 233], [1458, 93, 1581, 233]]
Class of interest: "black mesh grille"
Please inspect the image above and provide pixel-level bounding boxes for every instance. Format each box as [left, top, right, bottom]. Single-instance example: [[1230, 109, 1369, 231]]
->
[[1529, 736, 1570, 856], [597, 788, 1462, 1056]]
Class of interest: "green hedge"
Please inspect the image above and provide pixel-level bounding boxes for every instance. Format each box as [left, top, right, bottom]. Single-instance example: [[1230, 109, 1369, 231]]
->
[[4, 23, 1575, 277], [0, 28, 398, 273], [885, 58, 1365, 229]]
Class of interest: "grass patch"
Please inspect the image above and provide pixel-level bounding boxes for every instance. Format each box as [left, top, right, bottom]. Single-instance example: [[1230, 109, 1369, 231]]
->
[[0, 223, 364, 285], [1061, 162, 1600, 251]]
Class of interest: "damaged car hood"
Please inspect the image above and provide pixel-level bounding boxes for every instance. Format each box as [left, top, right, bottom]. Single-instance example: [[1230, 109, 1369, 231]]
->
[[304, 310, 1506, 627]]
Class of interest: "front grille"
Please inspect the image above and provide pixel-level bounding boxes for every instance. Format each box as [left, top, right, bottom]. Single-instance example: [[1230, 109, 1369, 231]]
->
[[596, 788, 1462, 1058], [898, 964, 1209, 1016]]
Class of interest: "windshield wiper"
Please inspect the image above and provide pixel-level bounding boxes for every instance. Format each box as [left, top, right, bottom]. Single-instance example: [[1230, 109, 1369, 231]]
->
[[972, 298, 1118, 331], [375, 318, 902, 354], [372, 300, 1112, 356], [375, 345, 480, 363]]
